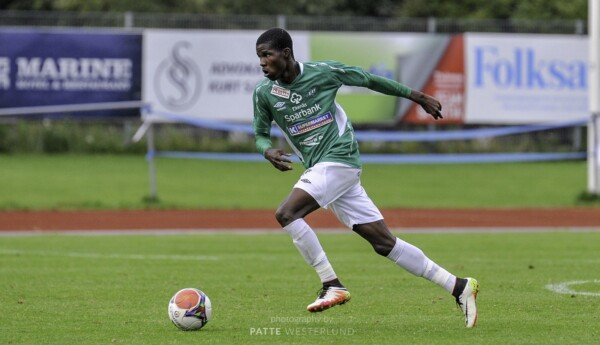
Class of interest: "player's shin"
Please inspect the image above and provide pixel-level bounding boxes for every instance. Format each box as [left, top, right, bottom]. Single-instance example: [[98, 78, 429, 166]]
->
[[283, 218, 337, 283], [386, 238, 456, 293]]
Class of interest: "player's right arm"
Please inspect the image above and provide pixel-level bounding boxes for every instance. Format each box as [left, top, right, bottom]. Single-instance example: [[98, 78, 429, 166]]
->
[[252, 87, 293, 172], [252, 87, 273, 155]]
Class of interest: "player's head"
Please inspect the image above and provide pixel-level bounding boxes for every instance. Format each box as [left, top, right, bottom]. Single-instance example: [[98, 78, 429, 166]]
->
[[256, 28, 294, 58], [256, 28, 295, 81]]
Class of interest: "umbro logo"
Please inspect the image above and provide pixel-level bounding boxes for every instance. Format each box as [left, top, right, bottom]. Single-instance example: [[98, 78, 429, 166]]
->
[[273, 101, 287, 112]]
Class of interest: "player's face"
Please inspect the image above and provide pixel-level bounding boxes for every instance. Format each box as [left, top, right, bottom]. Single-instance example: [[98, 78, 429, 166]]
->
[[256, 43, 287, 81]]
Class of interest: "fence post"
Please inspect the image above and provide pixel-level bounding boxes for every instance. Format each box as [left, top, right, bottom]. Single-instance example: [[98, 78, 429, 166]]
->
[[147, 122, 158, 201], [589, 0, 600, 195], [427, 17, 437, 33], [277, 14, 287, 29], [124, 11, 134, 28], [589, 114, 600, 194], [575, 19, 584, 35]]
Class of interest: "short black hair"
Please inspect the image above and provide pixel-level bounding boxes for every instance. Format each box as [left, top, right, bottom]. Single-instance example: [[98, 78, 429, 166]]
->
[[256, 27, 294, 57]]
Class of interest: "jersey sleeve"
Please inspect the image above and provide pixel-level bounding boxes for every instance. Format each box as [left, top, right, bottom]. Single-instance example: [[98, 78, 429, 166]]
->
[[323, 61, 412, 98], [252, 87, 273, 156]]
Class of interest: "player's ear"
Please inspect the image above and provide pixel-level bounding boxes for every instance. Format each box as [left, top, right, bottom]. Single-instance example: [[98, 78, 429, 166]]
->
[[282, 47, 292, 59]]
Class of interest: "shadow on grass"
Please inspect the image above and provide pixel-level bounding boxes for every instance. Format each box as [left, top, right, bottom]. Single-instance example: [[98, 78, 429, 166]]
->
[[576, 191, 600, 205], [142, 195, 161, 207]]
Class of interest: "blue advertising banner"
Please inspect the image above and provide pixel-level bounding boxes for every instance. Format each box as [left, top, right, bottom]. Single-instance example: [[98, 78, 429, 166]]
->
[[0, 28, 142, 117]]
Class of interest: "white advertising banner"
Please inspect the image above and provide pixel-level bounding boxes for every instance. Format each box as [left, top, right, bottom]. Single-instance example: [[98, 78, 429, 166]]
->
[[465, 33, 588, 124], [143, 29, 309, 122], [143, 30, 589, 125]]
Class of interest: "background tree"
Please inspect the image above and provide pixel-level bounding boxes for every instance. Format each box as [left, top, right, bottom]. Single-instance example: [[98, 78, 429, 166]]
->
[[0, 0, 588, 20]]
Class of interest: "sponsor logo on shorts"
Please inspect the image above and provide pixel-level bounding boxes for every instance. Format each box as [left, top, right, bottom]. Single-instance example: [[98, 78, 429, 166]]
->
[[300, 178, 311, 184], [287, 112, 333, 136], [271, 85, 290, 99]]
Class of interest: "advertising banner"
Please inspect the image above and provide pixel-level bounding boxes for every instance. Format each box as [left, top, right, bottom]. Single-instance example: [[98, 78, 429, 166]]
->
[[0, 29, 142, 116], [143, 29, 309, 122], [400, 35, 466, 124], [142, 30, 589, 125], [464, 33, 588, 124], [311, 32, 589, 125], [310, 32, 454, 124]]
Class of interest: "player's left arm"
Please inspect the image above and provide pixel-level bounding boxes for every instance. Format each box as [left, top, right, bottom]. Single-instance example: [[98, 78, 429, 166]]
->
[[327, 61, 443, 120], [362, 71, 443, 120], [407, 89, 443, 120]]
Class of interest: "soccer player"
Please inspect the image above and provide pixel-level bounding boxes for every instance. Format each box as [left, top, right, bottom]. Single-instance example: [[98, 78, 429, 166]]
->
[[252, 28, 479, 328]]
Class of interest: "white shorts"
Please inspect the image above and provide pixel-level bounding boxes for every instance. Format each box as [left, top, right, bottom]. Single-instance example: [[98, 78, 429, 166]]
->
[[293, 162, 383, 229]]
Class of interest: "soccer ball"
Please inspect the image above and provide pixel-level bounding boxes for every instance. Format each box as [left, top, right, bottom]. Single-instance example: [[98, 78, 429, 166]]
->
[[168, 288, 212, 331]]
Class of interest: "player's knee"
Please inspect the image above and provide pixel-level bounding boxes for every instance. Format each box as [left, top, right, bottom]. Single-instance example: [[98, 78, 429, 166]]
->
[[372, 241, 394, 257], [275, 207, 296, 227], [353, 223, 396, 256]]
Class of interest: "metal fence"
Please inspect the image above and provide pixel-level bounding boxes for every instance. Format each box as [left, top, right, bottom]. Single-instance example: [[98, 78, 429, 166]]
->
[[0, 10, 588, 34]]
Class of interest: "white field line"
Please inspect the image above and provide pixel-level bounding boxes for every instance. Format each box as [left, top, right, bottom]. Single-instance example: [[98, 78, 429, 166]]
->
[[0, 226, 599, 236], [545, 280, 600, 297], [0, 248, 219, 261]]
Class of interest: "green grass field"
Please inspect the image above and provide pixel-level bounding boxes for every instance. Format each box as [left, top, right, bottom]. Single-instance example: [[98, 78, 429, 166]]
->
[[0, 154, 595, 210], [1, 231, 599, 345]]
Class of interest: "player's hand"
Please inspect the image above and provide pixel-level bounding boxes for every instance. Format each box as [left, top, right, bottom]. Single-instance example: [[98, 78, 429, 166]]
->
[[264, 148, 293, 172], [409, 90, 443, 120]]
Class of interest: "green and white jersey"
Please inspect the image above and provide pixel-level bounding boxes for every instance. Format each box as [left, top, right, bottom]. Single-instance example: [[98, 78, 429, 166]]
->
[[253, 60, 412, 169]]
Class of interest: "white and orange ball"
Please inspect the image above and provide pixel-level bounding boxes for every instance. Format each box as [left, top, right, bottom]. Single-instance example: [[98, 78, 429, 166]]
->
[[167, 288, 212, 331]]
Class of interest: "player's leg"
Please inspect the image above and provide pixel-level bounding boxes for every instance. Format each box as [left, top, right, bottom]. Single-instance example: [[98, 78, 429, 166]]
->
[[277, 189, 350, 313], [276, 187, 341, 287], [277, 163, 359, 312], [355, 221, 478, 327], [331, 185, 479, 327], [275, 187, 320, 227], [353, 220, 459, 292]]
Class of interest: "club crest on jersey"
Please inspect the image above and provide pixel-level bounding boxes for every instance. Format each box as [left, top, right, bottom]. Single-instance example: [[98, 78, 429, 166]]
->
[[288, 112, 333, 136], [271, 85, 290, 99]]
